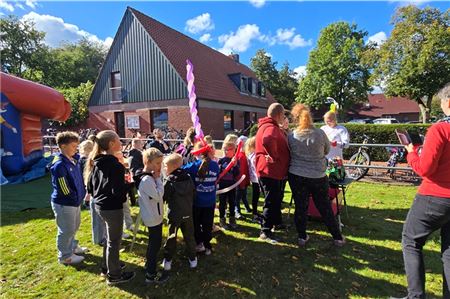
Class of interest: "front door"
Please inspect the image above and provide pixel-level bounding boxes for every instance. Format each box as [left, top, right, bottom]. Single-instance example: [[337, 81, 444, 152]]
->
[[114, 112, 125, 138]]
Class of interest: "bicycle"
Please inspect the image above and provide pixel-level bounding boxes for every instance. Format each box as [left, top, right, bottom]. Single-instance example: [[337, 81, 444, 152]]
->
[[346, 134, 372, 181], [385, 146, 406, 178]]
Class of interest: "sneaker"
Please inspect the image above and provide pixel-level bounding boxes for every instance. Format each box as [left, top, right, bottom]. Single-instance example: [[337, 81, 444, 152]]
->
[[245, 207, 253, 213], [73, 245, 89, 255], [127, 225, 135, 232], [145, 271, 169, 284], [235, 212, 243, 220], [122, 232, 130, 239], [189, 257, 198, 269], [212, 224, 221, 233], [334, 236, 346, 247], [107, 271, 136, 285], [101, 262, 126, 276], [229, 217, 238, 229], [298, 235, 310, 247], [195, 243, 205, 253], [59, 254, 84, 265], [273, 224, 289, 231], [219, 218, 228, 230], [259, 232, 278, 244], [162, 259, 172, 271], [252, 214, 262, 223], [204, 248, 212, 256]]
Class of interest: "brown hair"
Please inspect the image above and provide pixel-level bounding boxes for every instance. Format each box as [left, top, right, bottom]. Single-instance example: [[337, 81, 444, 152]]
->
[[195, 142, 211, 180], [184, 127, 196, 147], [56, 131, 79, 147], [291, 103, 313, 132]]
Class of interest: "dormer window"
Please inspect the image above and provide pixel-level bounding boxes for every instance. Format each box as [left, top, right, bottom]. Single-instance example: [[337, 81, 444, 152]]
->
[[258, 82, 266, 97], [110, 71, 122, 103], [248, 78, 257, 95], [240, 76, 248, 93]]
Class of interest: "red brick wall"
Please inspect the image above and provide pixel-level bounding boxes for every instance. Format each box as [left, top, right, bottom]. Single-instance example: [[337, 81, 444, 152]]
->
[[168, 106, 192, 134], [234, 110, 244, 131], [198, 107, 225, 138]]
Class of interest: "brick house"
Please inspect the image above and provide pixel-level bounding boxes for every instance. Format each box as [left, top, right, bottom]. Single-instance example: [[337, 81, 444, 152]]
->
[[87, 7, 276, 139]]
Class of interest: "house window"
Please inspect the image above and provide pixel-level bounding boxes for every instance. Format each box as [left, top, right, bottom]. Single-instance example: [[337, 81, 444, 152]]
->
[[240, 77, 248, 93], [110, 71, 122, 102], [126, 115, 140, 129], [151, 110, 168, 129], [224, 110, 234, 130], [257, 82, 266, 97]]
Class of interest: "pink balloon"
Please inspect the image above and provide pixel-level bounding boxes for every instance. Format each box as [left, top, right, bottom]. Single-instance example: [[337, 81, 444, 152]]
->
[[186, 59, 204, 139]]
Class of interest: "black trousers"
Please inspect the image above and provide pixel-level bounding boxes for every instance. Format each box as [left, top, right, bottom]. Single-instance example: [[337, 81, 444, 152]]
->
[[236, 187, 251, 214], [219, 183, 236, 218], [193, 206, 215, 249], [251, 182, 261, 214], [288, 173, 342, 241], [145, 223, 162, 275], [259, 177, 283, 234], [164, 218, 197, 261]]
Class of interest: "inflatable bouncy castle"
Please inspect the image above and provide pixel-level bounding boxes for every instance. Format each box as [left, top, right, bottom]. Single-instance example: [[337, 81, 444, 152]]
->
[[1, 72, 71, 180]]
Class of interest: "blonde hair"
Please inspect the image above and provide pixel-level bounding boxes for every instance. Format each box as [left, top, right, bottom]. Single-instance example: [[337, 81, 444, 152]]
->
[[164, 153, 183, 169], [245, 136, 256, 155], [291, 103, 314, 132], [56, 131, 79, 147], [223, 133, 238, 145], [323, 111, 337, 123], [142, 147, 164, 164], [83, 130, 119, 184], [222, 141, 236, 151], [79, 140, 94, 157], [204, 135, 213, 145]]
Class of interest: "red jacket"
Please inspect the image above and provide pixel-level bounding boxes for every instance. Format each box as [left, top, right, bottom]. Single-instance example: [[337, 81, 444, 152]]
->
[[407, 121, 450, 198], [255, 117, 290, 180], [237, 151, 250, 188]]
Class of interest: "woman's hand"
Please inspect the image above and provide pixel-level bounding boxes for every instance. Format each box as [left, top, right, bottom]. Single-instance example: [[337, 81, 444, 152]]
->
[[405, 143, 415, 153]]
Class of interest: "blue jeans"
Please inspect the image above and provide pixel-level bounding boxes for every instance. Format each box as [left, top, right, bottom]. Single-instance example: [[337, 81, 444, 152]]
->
[[402, 194, 450, 299], [90, 199, 106, 245], [51, 202, 81, 261]]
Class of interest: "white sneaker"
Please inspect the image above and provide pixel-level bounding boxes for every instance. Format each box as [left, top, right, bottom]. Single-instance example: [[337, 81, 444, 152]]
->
[[122, 232, 130, 239], [195, 243, 205, 253], [73, 246, 89, 254], [60, 254, 85, 265], [161, 259, 172, 271], [189, 257, 198, 269], [204, 248, 212, 256], [212, 224, 221, 233]]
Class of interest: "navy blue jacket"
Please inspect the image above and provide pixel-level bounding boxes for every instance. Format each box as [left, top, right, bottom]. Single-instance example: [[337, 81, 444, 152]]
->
[[50, 153, 86, 207], [183, 159, 219, 208]]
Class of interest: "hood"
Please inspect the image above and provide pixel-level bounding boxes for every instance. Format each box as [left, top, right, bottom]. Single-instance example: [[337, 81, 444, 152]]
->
[[133, 170, 152, 188], [258, 116, 278, 128], [93, 154, 118, 167], [166, 168, 191, 183]]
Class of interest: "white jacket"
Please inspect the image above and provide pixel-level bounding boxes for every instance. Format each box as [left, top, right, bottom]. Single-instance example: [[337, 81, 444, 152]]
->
[[138, 175, 164, 227], [320, 124, 350, 160]]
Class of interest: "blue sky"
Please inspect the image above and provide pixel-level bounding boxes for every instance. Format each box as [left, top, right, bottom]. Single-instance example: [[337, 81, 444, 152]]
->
[[1, 1, 449, 77]]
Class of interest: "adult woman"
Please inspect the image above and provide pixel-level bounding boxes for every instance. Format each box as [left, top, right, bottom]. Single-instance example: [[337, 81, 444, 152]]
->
[[320, 111, 349, 160], [287, 103, 345, 247]]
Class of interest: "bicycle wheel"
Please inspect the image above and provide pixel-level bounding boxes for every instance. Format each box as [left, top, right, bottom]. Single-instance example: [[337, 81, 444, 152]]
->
[[346, 151, 371, 180]]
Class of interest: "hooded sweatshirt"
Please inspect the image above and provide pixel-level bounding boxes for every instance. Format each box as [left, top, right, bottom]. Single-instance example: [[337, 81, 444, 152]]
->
[[87, 154, 127, 210], [255, 116, 290, 180], [163, 168, 195, 224], [135, 171, 164, 227]]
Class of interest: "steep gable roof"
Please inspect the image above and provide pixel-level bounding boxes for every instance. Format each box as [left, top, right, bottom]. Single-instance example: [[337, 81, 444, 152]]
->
[[129, 7, 275, 108], [349, 94, 420, 118]]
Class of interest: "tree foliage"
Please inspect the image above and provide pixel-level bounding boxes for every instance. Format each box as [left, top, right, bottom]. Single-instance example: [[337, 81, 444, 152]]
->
[[370, 6, 450, 122], [250, 49, 298, 109], [58, 81, 94, 127], [296, 22, 371, 115]]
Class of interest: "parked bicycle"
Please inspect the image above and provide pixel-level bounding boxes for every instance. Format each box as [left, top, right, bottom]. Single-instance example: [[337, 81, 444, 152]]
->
[[346, 134, 372, 180], [386, 146, 406, 178]]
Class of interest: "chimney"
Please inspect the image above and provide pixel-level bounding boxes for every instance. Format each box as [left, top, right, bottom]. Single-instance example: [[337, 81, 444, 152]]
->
[[228, 53, 239, 63]]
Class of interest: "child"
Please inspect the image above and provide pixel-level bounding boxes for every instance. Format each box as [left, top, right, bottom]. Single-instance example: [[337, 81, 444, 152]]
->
[[86, 130, 135, 285], [217, 141, 240, 229], [50, 131, 88, 265], [235, 136, 251, 219], [245, 137, 261, 222], [134, 148, 168, 284], [183, 142, 219, 255], [161, 153, 197, 271]]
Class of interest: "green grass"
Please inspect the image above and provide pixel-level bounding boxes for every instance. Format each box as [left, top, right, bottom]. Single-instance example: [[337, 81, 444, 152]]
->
[[0, 180, 444, 298]]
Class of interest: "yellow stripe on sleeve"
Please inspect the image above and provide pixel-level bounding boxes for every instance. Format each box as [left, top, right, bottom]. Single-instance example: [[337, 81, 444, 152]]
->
[[58, 177, 70, 195]]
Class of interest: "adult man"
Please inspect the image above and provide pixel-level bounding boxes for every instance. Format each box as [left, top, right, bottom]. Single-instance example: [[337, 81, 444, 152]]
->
[[127, 138, 144, 177], [255, 103, 290, 242], [149, 128, 171, 154], [401, 83, 450, 298]]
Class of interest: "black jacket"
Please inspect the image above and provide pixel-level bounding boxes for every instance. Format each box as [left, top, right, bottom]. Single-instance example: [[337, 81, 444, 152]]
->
[[87, 154, 128, 210], [128, 148, 144, 176], [149, 139, 171, 154], [163, 168, 195, 224]]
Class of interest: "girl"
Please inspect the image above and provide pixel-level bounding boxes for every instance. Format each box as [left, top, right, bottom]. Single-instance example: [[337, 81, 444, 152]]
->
[[114, 151, 134, 238], [86, 130, 135, 285], [235, 136, 251, 219], [183, 142, 220, 255], [245, 137, 261, 222]]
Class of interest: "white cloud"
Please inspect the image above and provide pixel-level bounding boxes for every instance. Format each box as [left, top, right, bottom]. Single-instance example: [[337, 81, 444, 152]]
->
[[199, 33, 211, 43], [218, 24, 262, 54], [15, 3, 24, 10], [249, 0, 266, 8], [185, 13, 214, 34], [25, 0, 37, 9], [367, 31, 387, 46], [262, 28, 312, 49], [293, 65, 307, 79], [21, 12, 112, 48], [0, 0, 14, 12]]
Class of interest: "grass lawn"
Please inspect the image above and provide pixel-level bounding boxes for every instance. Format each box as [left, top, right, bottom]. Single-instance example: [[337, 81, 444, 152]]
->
[[0, 180, 444, 298]]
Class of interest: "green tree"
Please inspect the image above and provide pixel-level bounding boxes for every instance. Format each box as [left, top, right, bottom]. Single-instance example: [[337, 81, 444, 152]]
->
[[276, 62, 298, 109], [58, 81, 94, 127], [0, 15, 49, 78], [296, 22, 371, 115], [371, 6, 450, 123], [250, 49, 279, 95]]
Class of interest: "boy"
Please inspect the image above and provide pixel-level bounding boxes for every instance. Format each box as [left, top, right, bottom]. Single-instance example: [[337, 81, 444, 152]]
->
[[161, 153, 197, 271], [50, 131, 88, 265], [134, 148, 168, 283]]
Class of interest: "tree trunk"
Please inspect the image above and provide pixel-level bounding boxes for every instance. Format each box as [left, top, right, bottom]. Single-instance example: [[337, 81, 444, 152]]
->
[[418, 95, 432, 123], [418, 103, 427, 123]]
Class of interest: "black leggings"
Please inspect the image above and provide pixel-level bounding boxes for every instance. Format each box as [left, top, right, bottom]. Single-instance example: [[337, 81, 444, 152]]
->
[[251, 182, 261, 214]]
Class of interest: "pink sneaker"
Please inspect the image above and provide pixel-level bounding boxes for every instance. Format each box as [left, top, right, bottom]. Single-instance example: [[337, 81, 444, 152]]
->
[[334, 236, 346, 247]]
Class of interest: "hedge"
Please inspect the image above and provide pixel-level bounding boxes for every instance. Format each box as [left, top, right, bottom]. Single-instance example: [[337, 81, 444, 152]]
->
[[249, 123, 431, 162]]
